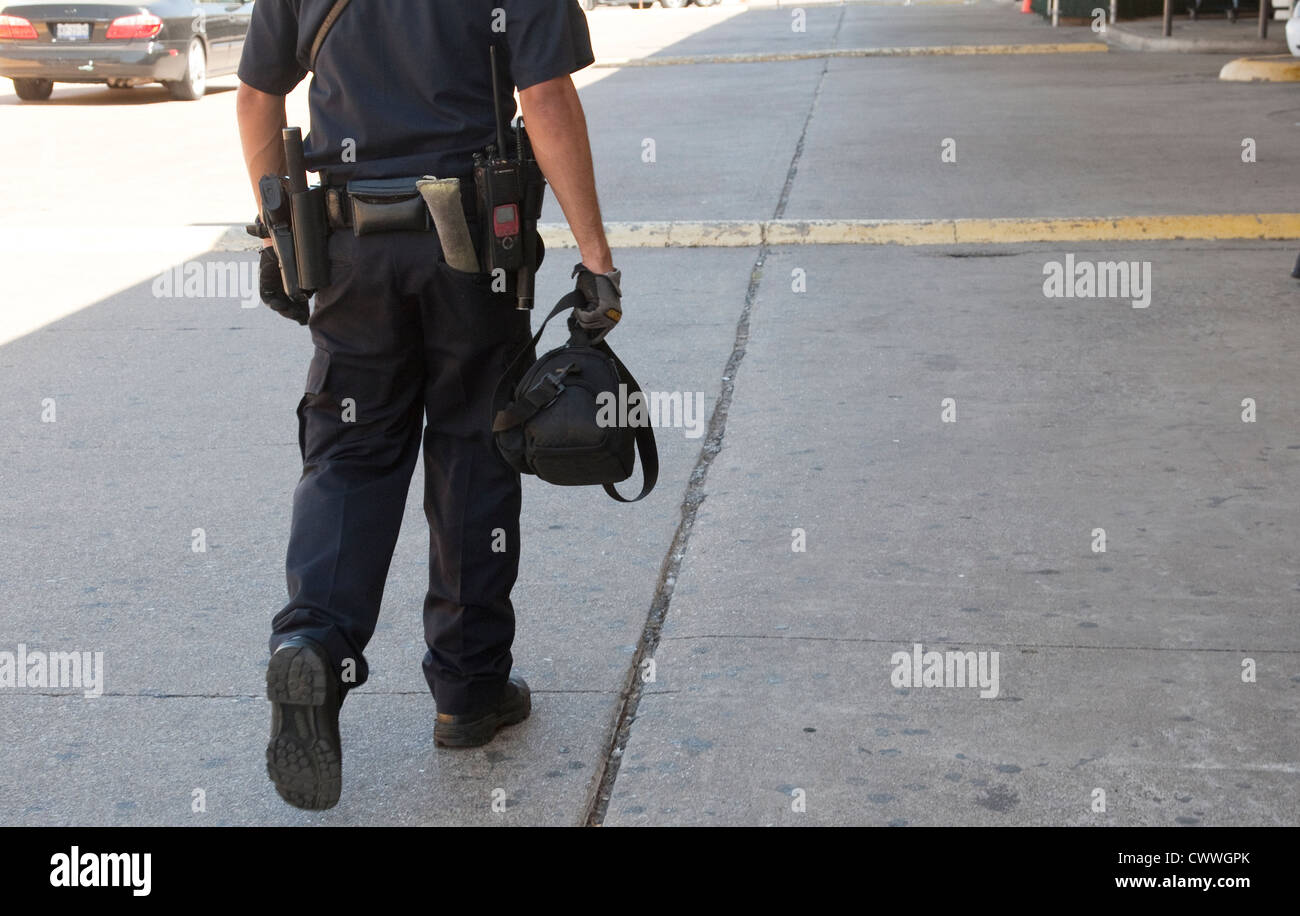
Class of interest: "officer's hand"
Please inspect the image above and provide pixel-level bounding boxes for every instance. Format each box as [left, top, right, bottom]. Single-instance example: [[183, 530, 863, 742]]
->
[[259, 246, 310, 326], [572, 263, 622, 341]]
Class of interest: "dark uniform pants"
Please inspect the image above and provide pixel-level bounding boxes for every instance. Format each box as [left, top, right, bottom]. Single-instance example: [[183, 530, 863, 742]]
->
[[270, 227, 534, 716]]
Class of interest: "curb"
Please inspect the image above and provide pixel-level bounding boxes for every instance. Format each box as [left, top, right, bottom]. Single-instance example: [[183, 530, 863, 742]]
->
[[545, 214, 1300, 247], [215, 214, 1300, 253], [1220, 53, 1300, 80], [594, 42, 1107, 67], [1103, 23, 1286, 54]]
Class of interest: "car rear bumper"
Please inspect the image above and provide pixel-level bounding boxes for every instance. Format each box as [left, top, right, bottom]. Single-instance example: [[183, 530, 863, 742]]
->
[[0, 40, 190, 82]]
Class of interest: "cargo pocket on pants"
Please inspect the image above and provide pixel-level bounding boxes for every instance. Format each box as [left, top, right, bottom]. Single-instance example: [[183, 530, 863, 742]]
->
[[297, 345, 332, 462]]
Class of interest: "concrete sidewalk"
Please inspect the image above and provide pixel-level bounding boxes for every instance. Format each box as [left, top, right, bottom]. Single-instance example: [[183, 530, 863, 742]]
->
[[0, 2, 1296, 827], [0, 243, 743, 825], [605, 239, 1300, 826]]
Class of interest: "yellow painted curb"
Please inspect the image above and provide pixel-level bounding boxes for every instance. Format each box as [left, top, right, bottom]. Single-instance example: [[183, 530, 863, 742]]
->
[[1219, 54, 1300, 82], [594, 43, 1108, 68], [767, 219, 955, 245], [538, 213, 1300, 248]]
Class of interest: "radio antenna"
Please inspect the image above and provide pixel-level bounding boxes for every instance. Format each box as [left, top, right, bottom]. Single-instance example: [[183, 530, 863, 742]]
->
[[489, 44, 507, 156]]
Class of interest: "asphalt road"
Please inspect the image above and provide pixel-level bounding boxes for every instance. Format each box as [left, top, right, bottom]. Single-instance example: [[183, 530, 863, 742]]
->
[[0, 2, 1296, 826]]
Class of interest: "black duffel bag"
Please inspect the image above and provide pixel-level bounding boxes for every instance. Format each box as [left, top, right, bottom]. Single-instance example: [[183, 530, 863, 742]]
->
[[492, 291, 658, 503]]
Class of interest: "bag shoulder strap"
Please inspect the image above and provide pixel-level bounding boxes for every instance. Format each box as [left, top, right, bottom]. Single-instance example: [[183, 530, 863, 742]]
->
[[600, 347, 659, 504], [308, 0, 354, 72]]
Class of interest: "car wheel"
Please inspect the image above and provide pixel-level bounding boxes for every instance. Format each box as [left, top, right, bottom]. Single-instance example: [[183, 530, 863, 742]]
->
[[13, 78, 53, 101], [166, 37, 207, 101]]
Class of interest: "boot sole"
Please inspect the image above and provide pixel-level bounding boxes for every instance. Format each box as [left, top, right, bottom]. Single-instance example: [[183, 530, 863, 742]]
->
[[265, 643, 342, 810], [434, 693, 531, 748]]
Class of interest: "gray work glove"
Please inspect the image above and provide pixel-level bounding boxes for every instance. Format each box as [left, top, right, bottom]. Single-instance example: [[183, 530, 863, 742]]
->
[[572, 263, 622, 342], [259, 245, 310, 326]]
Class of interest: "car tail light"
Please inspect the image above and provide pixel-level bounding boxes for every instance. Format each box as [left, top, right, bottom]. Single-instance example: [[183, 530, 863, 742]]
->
[[0, 15, 38, 40], [105, 13, 163, 40]]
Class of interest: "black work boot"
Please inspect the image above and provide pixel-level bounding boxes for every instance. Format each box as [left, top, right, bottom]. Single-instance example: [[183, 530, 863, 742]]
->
[[265, 636, 342, 810], [434, 675, 531, 748]]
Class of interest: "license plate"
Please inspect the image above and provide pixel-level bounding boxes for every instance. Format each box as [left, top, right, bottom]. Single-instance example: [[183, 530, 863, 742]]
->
[[55, 22, 90, 41]]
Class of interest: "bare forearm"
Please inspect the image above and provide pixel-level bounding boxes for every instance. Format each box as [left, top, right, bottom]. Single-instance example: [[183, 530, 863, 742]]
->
[[520, 76, 612, 274], [236, 81, 288, 245]]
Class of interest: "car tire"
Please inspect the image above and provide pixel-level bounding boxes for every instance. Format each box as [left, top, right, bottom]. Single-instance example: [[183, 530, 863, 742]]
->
[[13, 78, 53, 101], [166, 37, 207, 101]]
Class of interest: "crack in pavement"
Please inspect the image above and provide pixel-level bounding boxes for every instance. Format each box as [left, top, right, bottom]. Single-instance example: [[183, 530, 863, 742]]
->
[[580, 3, 849, 829]]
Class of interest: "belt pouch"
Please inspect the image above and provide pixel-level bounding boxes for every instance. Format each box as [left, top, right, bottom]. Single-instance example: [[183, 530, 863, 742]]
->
[[347, 177, 429, 236]]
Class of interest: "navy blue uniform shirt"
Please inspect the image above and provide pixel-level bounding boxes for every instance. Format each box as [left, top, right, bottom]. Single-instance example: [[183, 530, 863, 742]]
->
[[238, 0, 594, 182]]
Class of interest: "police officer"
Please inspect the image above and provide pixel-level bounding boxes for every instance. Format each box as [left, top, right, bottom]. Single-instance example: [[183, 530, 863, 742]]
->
[[236, 0, 624, 810]]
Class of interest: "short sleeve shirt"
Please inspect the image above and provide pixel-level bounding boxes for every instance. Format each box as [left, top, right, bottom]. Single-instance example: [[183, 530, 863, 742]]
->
[[237, 0, 595, 182]]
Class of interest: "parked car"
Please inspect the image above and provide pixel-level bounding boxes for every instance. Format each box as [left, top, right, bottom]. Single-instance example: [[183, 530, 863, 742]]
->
[[0, 0, 254, 101], [1289, 3, 1300, 56]]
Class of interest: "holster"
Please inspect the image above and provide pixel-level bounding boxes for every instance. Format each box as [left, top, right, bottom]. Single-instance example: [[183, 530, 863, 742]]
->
[[258, 174, 305, 300], [289, 185, 330, 292]]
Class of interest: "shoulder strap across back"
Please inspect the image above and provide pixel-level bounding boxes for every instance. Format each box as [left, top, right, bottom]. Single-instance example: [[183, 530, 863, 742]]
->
[[308, 0, 355, 72]]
